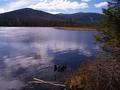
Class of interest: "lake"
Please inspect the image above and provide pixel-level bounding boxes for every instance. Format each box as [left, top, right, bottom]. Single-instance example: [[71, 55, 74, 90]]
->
[[0, 27, 100, 90]]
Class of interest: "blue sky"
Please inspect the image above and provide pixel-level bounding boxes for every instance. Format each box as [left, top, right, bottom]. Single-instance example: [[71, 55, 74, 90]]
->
[[0, 0, 108, 14]]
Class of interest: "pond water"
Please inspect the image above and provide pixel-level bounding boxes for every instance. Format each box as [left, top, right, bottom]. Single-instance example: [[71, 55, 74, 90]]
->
[[0, 27, 100, 90]]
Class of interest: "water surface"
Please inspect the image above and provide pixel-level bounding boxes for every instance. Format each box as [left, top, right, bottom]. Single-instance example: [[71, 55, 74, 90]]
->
[[0, 27, 100, 90]]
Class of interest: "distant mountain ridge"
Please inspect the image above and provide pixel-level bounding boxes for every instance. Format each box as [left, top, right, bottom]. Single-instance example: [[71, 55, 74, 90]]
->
[[57, 12, 103, 23], [0, 8, 103, 26]]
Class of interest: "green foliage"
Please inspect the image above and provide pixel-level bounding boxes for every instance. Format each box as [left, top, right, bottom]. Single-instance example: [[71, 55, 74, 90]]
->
[[98, 0, 120, 60], [66, 1, 120, 89]]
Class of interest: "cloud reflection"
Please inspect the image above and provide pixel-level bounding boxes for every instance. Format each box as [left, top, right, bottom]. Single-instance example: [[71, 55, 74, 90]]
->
[[0, 27, 99, 90], [0, 77, 23, 90]]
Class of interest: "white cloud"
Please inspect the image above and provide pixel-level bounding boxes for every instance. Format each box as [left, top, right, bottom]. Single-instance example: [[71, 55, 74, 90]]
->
[[47, 11, 62, 14], [94, 1, 108, 8], [0, 77, 23, 90], [29, 0, 89, 10], [0, 8, 5, 13], [7, 0, 28, 9], [2, 0, 33, 12], [81, 0, 91, 2], [0, 0, 89, 13], [0, 0, 27, 13]]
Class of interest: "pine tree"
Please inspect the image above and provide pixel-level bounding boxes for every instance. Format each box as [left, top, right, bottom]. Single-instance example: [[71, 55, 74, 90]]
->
[[98, 0, 120, 60]]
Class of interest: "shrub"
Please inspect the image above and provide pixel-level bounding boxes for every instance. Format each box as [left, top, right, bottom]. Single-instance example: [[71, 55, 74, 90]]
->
[[66, 60, 120, 90]]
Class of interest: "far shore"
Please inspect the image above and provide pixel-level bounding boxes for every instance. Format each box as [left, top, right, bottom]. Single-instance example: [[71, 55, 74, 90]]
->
[[56, 27, 97, 31], [0, 26, 97, 31]]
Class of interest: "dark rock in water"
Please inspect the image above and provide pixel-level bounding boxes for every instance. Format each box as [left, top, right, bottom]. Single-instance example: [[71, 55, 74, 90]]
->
[[54, 64, 67, 72], [54, 65, 58, 72]]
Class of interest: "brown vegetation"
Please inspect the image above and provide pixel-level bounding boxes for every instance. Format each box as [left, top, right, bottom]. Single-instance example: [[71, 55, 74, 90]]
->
[[66, 60, 120, 90], [63, 27, 96, 31]]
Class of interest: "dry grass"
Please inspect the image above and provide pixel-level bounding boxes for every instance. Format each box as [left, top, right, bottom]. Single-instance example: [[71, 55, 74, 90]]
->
[[63, 27, 96, 31], [66, 60, 120, 90]]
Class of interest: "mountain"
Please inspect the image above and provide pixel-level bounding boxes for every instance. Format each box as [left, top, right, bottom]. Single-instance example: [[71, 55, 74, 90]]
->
[[57, 12, 103, 24], [0, 8, 103, 26], [0, 8, 63, 26]]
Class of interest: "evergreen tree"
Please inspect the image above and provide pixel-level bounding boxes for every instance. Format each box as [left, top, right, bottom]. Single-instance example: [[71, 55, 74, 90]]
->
[[97, 0, 120, 60]]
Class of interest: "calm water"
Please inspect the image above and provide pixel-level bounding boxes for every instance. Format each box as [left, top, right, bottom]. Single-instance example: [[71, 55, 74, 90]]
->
[[0, 27, 100, 90]]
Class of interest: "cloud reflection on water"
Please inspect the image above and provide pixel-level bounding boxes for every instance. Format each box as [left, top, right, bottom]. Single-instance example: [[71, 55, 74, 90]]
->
[[0, 27, 99, 90]]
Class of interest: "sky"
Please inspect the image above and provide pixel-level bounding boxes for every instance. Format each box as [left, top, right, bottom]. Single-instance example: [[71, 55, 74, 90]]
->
[[0, 0, 109, 14]]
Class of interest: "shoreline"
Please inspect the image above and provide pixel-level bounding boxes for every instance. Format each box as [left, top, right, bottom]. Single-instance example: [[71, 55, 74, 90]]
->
[[56, 27, 97, 31], [0, 27, 97, 31]]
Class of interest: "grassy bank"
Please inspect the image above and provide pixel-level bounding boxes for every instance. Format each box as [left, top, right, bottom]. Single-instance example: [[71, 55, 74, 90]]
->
[[55, 27, 97, 31], [66, 60, 120, 90]]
